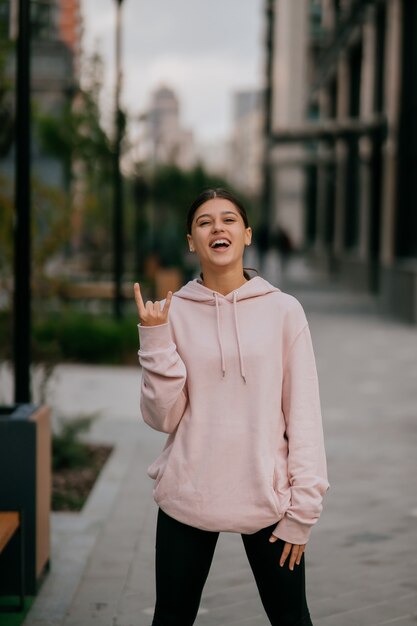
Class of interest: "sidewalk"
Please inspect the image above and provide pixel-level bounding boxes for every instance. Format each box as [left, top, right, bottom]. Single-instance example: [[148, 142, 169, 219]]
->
[[21, 260, 417, 625]]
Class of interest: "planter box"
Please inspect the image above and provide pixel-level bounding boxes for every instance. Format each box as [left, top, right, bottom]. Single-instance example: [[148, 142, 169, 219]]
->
[[0, 404, 51, 596]]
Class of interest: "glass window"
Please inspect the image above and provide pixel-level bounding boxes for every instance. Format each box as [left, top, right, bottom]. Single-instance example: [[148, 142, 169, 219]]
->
[[31, 0, 58, 41]]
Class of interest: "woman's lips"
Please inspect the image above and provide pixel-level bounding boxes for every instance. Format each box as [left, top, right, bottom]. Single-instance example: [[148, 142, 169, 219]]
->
[[210, 244, 232, 253]]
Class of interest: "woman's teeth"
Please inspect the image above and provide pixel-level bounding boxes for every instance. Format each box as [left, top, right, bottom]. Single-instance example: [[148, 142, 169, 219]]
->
[[210, 239, 230, 248]]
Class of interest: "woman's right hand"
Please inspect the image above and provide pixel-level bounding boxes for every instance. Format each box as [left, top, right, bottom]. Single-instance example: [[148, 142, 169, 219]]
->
[[134, 282, 173, 327]]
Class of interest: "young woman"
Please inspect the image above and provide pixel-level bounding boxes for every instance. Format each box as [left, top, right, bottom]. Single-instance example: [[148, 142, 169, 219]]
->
[[134, 188, 330, 626]]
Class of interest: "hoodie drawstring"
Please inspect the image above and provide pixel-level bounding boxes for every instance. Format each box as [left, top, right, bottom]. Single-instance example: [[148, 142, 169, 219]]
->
[[213, 291, 247, 384], [233, 291, 246, 384], [214, 293, 226, 378]]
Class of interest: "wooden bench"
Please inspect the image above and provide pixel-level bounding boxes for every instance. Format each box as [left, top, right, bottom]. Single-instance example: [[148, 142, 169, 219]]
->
[[0, 511, 25, 612]]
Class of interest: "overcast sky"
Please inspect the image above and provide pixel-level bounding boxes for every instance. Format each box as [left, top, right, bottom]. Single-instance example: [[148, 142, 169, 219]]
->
[[82, 0, 264, 142]]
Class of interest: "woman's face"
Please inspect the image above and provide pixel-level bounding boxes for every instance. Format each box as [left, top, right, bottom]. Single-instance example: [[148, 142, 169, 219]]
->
[[187, 198, 252, 272]]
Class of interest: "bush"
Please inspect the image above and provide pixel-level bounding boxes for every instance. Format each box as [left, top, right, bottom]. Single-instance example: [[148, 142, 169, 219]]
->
[[52, 413, 113, 511], [52, 414, 95, 470], [0, 310, 140, 365], [34, 311, 138, 364]]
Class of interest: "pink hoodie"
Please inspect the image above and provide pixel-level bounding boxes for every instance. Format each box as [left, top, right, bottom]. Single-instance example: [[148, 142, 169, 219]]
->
[[137, 275, 329, 544]]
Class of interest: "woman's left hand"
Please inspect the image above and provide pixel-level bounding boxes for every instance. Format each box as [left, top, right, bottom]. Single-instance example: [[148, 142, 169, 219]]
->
[[269, 535, 306, 571]]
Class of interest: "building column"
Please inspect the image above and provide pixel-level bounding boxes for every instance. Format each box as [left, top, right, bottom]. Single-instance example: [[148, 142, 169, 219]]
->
[[271, 0, 309, 249], [333, 53, 349, 257], [380, 0, 402, 266], [358, 6, 377, 262], [321, 0, 336, 32], [314, 87, 332, 256]]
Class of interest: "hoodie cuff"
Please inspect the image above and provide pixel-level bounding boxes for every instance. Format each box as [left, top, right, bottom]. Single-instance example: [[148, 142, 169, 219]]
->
[[271, 515, 312, 545], [137, 322, 172, 352]]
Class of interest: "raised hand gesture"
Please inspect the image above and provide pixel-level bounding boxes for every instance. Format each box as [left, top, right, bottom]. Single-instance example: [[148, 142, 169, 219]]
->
[[134, 282, 173, 327]]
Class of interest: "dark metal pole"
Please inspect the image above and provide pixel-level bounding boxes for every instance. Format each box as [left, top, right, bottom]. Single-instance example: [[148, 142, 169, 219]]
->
[[113, 0, 124, 319], [13, 0, 31, 403], [259, 0, 275, 264]]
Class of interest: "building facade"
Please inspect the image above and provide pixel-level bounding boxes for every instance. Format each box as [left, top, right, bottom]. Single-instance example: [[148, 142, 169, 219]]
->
[[0, 0, 80, 187], [271, 0, 310, 249], [229, 89, 264, 198], [142, 86, 196, 171], [268, 0, 417, 323]]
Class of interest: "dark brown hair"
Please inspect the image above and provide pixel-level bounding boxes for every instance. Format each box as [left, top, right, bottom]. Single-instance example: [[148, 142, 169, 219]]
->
[[186, 188, 249, 234]]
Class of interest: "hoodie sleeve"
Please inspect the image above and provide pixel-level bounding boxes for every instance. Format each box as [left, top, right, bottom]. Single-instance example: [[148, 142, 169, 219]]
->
[[272, 320, 330, 545], [138, 321, 188, 434]]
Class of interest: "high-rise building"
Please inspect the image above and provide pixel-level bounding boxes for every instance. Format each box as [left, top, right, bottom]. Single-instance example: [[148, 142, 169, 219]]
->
[[265, 0, 417, 323], [142, 86, 196, 171], [229, 89, 264, 197], [58, 0, 81, 50], [0, 0, 82, 187]]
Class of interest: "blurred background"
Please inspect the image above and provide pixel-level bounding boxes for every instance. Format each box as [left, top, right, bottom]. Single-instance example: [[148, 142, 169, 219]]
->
[[1, 2, 417, 623], [1, 0, 416, 344], [0, 0, 267, 379]]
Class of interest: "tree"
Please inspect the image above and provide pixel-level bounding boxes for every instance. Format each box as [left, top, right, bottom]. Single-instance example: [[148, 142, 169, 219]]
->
[[132, 163, 258, 272], [36, 50, 115, 274], [0, 41, 14, 158]]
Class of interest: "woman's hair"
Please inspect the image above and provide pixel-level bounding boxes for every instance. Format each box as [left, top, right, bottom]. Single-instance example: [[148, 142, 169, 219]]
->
[[186, 187, 258, 281], [186, 187, 249, 234]]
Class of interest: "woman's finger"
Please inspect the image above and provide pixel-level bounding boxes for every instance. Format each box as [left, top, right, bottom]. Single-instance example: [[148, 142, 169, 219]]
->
[[279, 542, 292, 567], [295, 545, 305, 566], [133, 282, 145, 317], [289, 545, 300, 571], [162, 291, 173, 316]]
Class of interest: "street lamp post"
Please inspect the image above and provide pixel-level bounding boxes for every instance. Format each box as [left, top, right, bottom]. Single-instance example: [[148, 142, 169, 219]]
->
[[113, 0, 124, 320], [14, 0, 32, 402]]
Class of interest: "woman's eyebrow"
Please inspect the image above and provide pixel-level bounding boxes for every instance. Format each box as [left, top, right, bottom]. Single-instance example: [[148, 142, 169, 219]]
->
[[196, 211, 238, 221]]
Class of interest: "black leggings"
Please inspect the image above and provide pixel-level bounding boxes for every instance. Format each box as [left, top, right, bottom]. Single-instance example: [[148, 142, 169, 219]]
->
[[151, 507, 313, 626]]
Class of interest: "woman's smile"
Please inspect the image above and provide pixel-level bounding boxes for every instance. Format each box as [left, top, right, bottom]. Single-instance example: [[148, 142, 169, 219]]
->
[[209, 238, 233, 253]]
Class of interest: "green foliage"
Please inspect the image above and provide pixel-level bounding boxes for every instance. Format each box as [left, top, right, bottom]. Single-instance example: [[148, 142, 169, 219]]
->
[[51, 491, 85, 511], [0, 310, 139, 365], [33, 311, 138, 364], [52, 414, 96, 470], [0, 174, 13, 285], [36, 51, 113, 183], [32, 178, 72, 267], [0, 175, 71, 310], [134, 163, 257, 270], [0, 39, 14, 158], [150, 163, 232, 224], [34, 50, 114, 275]]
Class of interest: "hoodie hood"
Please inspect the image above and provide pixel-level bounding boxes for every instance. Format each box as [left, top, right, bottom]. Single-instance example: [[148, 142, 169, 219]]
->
[[174, 275, 280, 304], [173, 276, 280, 383]]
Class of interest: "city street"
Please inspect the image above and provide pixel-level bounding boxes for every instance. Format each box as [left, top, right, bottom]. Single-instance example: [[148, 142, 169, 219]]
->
[[20, 262, 417, 626], [2, 1, 417, 624]]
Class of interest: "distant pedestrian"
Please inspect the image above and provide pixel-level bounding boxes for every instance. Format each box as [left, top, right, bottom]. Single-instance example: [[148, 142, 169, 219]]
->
[[274, 225, 294, 276], [134, 187, 330, 626]]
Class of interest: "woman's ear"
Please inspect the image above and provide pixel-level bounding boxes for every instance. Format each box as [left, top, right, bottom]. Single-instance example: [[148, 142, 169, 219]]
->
[[187, 235, 194, 252]]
